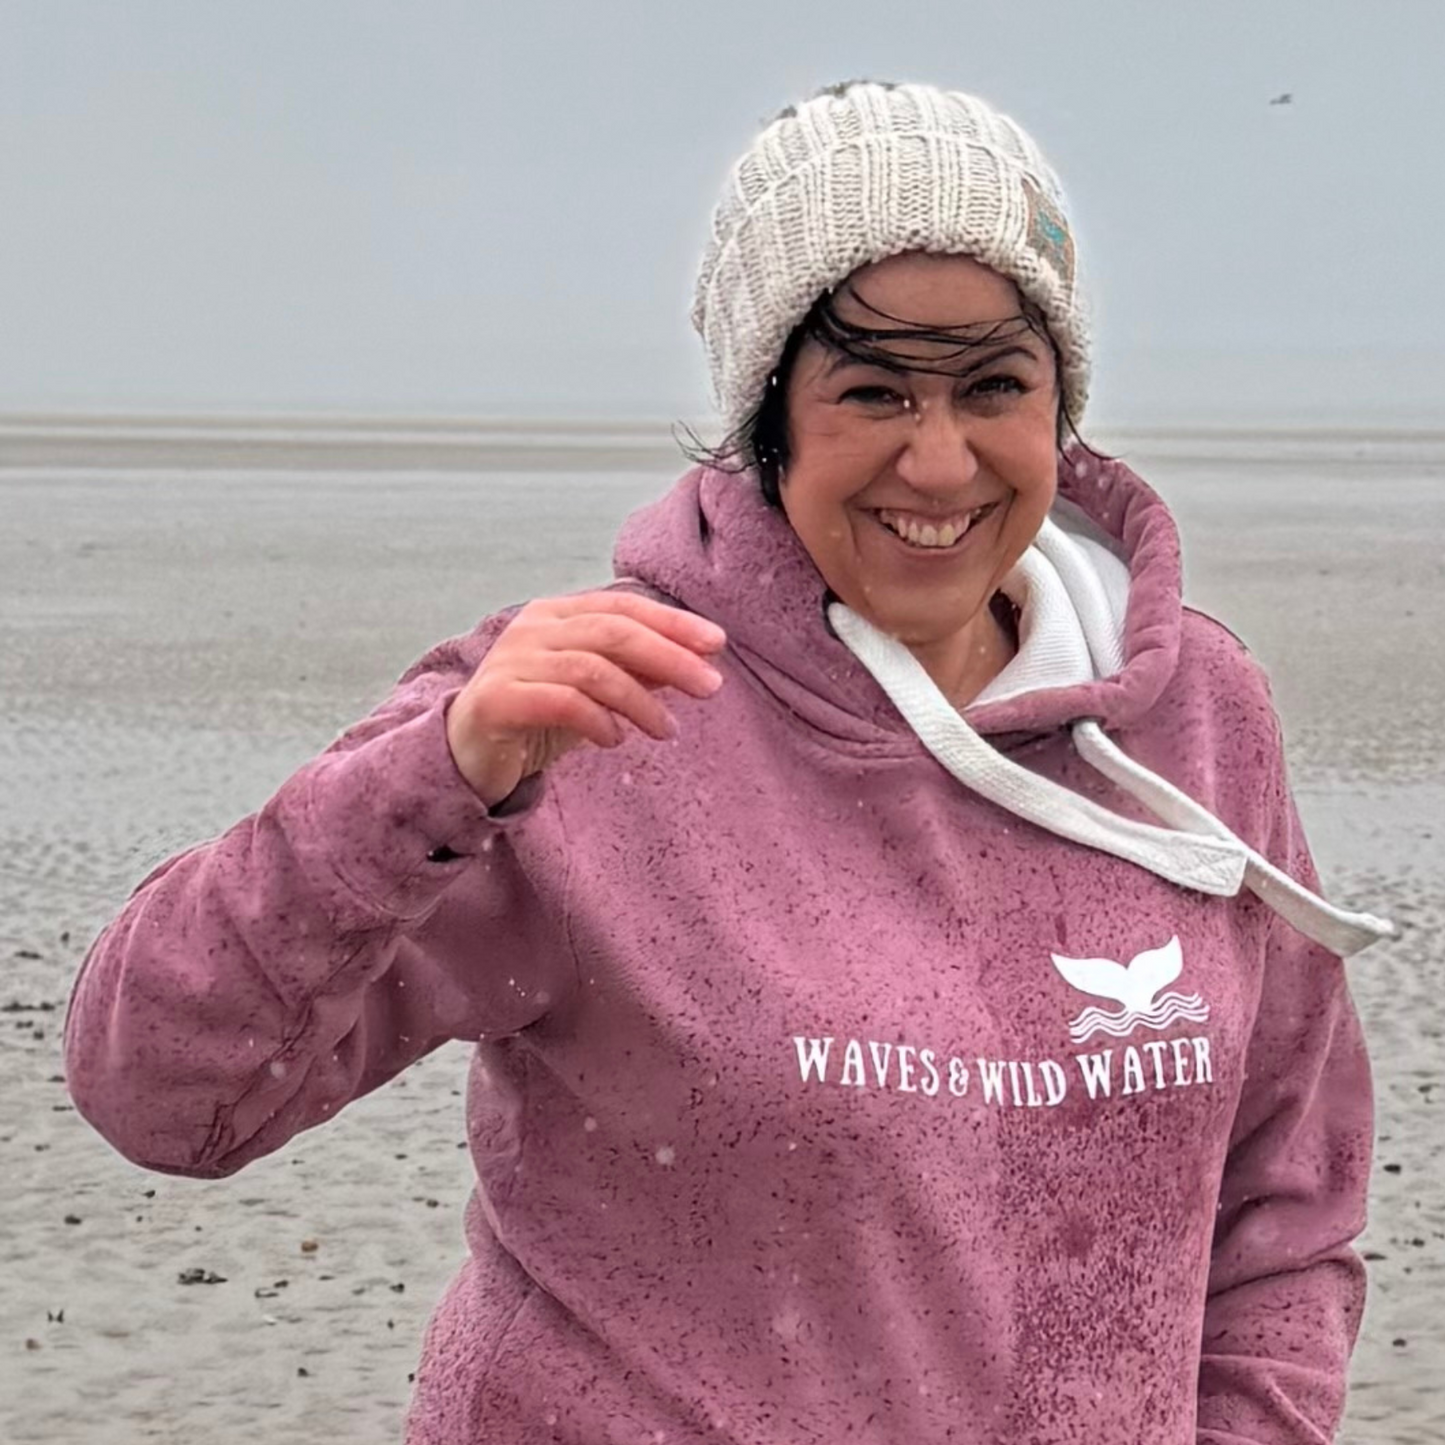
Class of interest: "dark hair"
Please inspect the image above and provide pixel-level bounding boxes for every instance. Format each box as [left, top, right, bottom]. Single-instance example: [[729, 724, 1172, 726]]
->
[[681, 285, 1102, 510]]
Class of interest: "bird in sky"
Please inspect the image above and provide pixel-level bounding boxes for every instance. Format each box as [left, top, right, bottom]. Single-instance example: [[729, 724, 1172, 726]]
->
[[1269, 93, 1293, 106]]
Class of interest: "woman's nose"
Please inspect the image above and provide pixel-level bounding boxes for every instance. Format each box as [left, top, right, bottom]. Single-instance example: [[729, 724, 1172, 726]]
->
[[893, 400, 980, 496]]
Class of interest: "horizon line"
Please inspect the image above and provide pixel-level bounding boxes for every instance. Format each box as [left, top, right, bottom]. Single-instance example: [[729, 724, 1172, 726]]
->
[[4, 412, 1444, 474]]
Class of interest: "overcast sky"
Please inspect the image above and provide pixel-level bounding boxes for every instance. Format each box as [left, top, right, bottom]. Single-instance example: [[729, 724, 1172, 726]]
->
[[3, 0, 1442, 428]]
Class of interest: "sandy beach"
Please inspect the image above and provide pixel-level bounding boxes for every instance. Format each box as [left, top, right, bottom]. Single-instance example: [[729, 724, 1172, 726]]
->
[[1, 424, 1441, 1443]]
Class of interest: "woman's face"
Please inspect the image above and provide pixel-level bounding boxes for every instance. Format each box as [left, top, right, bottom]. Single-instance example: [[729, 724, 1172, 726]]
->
[[781, 252, 1060, 680]]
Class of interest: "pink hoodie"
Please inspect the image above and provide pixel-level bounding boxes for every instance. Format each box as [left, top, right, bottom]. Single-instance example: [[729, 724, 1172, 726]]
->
[[65, 452, 1376, 1443]]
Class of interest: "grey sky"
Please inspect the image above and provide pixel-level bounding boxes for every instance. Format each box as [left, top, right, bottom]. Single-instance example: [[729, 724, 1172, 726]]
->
[[3, 0, 1442, 427]]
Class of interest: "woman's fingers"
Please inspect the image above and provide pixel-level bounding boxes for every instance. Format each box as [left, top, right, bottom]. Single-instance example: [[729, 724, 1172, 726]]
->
[[536, 591, 728, 657], [523, 651, 681, 742], [498, 683, 626, 752], [447, 592, 729, 805], [532, 613, 725, 701]]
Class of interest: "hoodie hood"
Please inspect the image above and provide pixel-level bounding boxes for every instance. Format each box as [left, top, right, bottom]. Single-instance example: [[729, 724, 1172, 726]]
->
[[614, 448, 1392, 957]]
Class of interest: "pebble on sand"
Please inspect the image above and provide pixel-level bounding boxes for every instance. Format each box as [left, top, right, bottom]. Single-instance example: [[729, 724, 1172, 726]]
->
[[177, 1268, 227, 1286]]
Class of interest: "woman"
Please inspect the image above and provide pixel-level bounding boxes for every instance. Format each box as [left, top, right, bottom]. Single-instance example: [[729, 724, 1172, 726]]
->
[[65, 81, 1390, 1443]]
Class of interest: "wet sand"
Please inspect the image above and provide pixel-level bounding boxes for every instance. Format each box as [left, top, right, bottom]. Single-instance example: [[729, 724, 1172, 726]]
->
[[1, 428, 1441, 1443]]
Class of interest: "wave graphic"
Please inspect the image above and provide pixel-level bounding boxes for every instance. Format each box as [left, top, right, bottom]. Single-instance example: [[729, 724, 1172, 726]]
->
[[1067, 991, 1210, 1045]]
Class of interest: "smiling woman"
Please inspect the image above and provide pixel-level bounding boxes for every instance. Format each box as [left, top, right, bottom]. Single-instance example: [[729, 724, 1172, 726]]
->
[[778, 254, 1061, 706], [64, 80, 1391, 1445]]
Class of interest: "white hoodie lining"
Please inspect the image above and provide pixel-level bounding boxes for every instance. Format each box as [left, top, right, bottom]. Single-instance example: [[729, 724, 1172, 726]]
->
[[972, 510, 1130, 708]]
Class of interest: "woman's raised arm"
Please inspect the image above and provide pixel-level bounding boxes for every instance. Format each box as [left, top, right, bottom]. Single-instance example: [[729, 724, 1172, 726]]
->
[[62, 593, 725, 1179]]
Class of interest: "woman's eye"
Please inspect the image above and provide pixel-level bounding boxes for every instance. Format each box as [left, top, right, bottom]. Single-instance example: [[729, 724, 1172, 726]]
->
[[840, 385, 906, 407], [968, 375, 1026, 399]]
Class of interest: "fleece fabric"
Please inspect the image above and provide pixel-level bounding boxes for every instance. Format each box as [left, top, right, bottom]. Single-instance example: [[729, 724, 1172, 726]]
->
[[65, 449, 1374, 1444]]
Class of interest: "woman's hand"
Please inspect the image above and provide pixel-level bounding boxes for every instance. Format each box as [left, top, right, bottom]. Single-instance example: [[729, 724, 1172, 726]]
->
[[445, 592, 728, 807]]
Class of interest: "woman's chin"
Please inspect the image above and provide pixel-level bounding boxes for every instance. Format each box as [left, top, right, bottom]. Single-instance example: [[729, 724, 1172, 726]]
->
[[841, 592, 988, 650]]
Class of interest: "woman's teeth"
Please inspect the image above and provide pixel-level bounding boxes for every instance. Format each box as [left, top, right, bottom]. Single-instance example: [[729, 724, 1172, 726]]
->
[[877, 506, 990, 549]]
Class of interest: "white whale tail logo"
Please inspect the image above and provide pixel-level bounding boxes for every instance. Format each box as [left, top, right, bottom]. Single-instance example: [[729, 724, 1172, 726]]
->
[[1050, 936, 1210, 1044]]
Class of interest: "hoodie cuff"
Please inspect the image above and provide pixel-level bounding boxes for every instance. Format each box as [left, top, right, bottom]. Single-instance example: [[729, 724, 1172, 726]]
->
[[301, 690, 545, 921]]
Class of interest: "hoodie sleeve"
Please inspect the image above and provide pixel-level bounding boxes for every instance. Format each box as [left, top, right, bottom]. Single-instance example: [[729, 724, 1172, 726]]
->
[[64, 610, 578, 1180], [1196, 746, 1373, 1442]]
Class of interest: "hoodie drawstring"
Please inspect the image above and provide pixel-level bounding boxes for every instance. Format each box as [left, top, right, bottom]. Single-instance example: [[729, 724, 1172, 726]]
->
[[828, 603, 1393, 959], [1073, 720, 1392, 956]]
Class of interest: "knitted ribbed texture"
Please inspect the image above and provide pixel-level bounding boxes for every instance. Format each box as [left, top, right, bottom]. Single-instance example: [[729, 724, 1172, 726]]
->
[[973, 509, 1130, 707], [693, 81, 1090, 437]]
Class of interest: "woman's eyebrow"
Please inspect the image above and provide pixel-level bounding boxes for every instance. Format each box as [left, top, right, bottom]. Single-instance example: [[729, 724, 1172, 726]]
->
[[821, 341, 1043, 379], [820, 351, 906, 378], [950, 343, 1044, 374]]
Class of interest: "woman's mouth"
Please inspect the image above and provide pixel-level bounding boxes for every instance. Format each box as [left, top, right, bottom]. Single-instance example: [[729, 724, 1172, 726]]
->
[[872, 503, 999, 551]]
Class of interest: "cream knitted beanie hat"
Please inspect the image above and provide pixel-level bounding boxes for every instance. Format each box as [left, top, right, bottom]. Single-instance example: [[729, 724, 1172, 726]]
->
[[693, 81, 1089, 439]]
